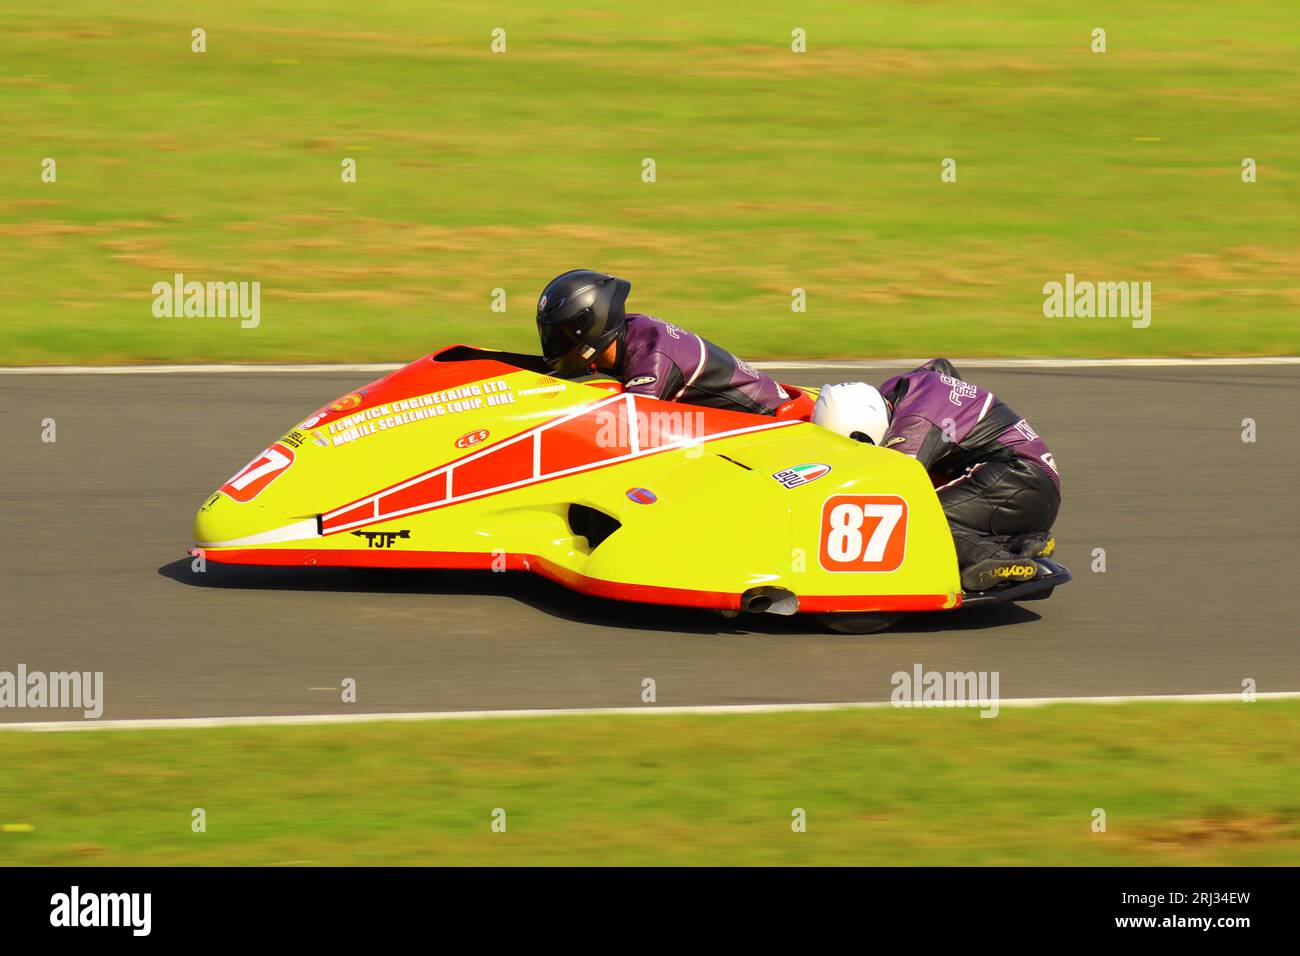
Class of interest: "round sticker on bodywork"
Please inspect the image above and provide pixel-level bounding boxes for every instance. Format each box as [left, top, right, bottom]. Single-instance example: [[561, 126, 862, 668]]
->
[[329, 393, 363, 412]]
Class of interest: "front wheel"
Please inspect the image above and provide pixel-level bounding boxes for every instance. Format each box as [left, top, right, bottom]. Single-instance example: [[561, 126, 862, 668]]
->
[[813, 612, 901, 635]]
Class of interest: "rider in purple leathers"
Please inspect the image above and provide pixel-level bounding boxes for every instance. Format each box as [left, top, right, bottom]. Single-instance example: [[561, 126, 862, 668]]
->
[[814, 359, 1060, 593], [535, 270, 788, 416], [619, 313, 788, 415]]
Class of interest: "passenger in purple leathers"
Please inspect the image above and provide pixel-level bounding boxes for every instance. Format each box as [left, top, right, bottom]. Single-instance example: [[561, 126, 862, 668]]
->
[[535, 270, 787, 416], [813, 359, 1061, 593]]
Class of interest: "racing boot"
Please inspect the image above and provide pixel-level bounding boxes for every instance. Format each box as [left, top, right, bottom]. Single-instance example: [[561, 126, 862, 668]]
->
[[1010, 532, 1055, 558], [961, 557, 1039, 593]]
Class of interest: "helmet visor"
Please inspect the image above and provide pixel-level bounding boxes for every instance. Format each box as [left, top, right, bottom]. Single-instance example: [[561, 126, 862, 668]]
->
[[538, 320, 598, 376], [538, 320, 582, 363]]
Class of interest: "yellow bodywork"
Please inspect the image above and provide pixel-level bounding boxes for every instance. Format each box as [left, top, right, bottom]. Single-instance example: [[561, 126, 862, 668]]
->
[[194, 360, 960, 613]]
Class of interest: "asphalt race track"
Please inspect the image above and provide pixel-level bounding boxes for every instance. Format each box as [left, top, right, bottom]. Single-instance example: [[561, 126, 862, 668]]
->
[[1, 364, 1296, 722]]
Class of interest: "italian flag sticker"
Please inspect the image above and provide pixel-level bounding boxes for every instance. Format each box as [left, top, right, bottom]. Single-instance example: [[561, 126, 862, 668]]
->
[[773, 463, 831, 489]]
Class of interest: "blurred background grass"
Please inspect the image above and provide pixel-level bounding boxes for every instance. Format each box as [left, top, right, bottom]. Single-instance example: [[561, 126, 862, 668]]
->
[[1, 1, 1297, 364], [2, 702, 1299, 865]]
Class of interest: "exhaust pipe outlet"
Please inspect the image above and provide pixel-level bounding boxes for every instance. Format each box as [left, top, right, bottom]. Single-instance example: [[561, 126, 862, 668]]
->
[[740, 586, 799, 616]]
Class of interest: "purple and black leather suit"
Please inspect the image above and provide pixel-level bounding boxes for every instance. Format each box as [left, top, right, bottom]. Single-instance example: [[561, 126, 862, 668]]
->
[[878, 359, 1060, 568], [619, 314, 788, 415]]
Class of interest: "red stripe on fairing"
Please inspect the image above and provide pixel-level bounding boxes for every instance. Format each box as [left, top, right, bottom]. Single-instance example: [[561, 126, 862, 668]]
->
[[451, 434, 534, 497], [328, 500, 377, 528], [318, 394, 621, 534], [306, 350, 518, 433], [319, 395, 798, 535], [797, 593, 958, 612], [192, 546, 957, 613], [539, 402, 626, 474]]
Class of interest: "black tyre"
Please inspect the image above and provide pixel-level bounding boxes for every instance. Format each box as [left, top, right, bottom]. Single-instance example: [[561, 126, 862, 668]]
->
[[814, 612, 901, 635]]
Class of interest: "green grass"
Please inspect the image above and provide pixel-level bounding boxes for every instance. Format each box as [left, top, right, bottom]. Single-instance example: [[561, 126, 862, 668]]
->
[[2, 701, 1299, 865], [1, 2, 1297, 365]]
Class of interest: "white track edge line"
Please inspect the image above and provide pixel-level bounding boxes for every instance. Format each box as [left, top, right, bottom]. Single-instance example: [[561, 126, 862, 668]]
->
[[1, 358, 1298, 375], [1, 692, 1297, 732]]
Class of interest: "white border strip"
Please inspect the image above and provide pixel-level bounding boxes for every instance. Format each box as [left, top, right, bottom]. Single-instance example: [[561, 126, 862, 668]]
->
[[194, 517, 318, 550], [1, 358, 1297, 375], [1, 692, 1297, 732]]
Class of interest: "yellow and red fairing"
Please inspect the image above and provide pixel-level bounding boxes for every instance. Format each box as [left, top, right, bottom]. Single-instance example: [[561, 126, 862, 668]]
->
[[192, 346, 961, 614]]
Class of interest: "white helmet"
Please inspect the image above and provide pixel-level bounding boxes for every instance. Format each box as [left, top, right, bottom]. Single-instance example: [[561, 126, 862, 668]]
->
[[812, 381, 890, 445]]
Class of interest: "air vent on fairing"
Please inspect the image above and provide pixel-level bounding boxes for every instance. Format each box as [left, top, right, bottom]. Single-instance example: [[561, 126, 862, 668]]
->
[[568, 504, 622, 550], [715, 454, 752, 471]]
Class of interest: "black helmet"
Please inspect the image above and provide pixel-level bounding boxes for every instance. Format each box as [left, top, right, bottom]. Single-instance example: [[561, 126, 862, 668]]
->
[[536, 270, 631, 375]]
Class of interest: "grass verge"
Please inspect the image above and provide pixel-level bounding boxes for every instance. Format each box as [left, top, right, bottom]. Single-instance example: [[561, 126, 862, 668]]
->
[[2, 700, 1298, 865], [1, 1, 1298, 364]]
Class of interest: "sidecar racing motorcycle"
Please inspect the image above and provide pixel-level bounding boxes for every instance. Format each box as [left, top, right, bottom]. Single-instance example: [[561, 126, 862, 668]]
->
[[190, 345, 1070, 632]]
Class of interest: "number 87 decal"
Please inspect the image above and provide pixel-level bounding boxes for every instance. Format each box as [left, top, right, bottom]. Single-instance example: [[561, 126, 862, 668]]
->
[[819, 495, 908, 572]]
